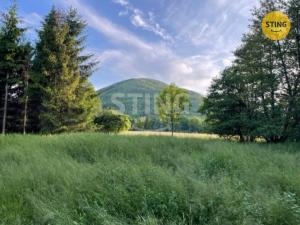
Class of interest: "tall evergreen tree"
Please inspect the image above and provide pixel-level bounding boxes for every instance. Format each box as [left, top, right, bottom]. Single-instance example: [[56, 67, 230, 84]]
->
[[19, 43, 33, 134], [31, 7, 99, 133], [0, 4, 31, 134], [64, 8, 100, 131]]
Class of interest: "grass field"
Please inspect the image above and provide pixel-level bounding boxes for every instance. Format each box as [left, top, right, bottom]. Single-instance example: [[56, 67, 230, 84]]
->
[[1, 133, 300, 225], [123, 131, 219, 139]]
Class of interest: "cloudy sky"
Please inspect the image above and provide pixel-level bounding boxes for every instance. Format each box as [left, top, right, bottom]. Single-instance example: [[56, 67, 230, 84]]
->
[[1, 0, 258, 94]]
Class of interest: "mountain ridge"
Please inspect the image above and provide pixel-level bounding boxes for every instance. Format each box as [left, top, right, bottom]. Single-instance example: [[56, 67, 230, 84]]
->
[[98, 78, 203, 116]]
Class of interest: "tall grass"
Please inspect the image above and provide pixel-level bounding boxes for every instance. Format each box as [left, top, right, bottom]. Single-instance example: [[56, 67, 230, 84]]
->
[[0, 133, 300, 225]]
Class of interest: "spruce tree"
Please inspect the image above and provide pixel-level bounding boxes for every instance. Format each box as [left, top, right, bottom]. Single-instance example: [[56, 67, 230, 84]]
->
[[19, 43, 33, 134], [64, 8, 100, 131], [31, 7, 99, 133], [0, 4, 31, 134]]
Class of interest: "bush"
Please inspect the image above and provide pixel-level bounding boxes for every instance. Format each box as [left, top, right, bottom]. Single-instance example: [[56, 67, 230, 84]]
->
[[132, 116, 205, 133], [94, 110, 131, 133], [175, 116, 204, 133], [132, 116, 164, 130]]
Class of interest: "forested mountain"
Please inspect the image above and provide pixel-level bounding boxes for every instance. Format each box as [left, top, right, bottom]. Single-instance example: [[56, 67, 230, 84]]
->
[[98, 78, 203, 116]]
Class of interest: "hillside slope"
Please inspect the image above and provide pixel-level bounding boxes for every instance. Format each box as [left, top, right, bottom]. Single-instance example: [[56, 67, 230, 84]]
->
[[98, 78, 203, 116]]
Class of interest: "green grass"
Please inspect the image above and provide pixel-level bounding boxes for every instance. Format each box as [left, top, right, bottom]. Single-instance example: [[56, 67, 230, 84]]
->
[[1, 133, 300, 225]]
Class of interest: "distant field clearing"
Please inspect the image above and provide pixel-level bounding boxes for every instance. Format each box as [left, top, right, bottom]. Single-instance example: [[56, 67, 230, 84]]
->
[[122, 131, 219, 139]]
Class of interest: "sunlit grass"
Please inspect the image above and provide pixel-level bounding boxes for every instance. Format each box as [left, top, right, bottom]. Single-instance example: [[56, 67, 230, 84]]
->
[[122, 131, 220, 140], [0, 133, 300, 224]]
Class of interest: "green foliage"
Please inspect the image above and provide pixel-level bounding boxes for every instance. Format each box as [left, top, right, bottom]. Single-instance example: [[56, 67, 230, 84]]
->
[[132, 116, 164, 131], [0, 3, 32, 134], [1, 134, 300, 224], [157, 84, 190, 135], [175, 116, 204, 133], [201, 0, 300, 142], [94, 110, 131, 133], [31, 8, 100, 133], [0, 5, 100, 134], [132, 116, 205, 132], [98, 78, 202, 117], [200, 67, 255, 141]]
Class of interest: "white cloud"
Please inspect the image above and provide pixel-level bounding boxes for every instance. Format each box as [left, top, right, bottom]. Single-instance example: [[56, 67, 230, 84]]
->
[[166, 0, 258, 50], [59, 0, 259, 94], [175, 63, 193, 75], [62, 0, 152, 51], [22, 12, 42, 28], [112, 0, 173, 41], [20, 12, 42, 41], [159, 0, 258, 92], [113, 0, 129, 7], [131, 13, 146, 27], [93, 46, 222, 94]]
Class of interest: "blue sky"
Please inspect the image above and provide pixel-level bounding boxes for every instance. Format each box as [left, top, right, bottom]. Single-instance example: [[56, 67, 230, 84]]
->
[[0, 0, 258, 94]]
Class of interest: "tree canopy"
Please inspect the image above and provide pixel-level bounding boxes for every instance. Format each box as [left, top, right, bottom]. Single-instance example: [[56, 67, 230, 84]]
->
[[201, 0, 300, 142], [0, 4, 100, 134], [157, 84, 190, 136], [0, 4, 32, 134]]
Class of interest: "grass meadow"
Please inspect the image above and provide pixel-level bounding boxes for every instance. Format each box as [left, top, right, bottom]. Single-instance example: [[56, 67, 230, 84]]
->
[[1, 133, 300, 225]]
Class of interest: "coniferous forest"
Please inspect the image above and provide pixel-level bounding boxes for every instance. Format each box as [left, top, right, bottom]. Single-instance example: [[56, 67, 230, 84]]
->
[[0, 5, 99, 134]]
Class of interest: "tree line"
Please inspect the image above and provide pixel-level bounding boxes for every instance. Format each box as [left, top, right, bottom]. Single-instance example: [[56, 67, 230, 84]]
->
[[0, 4, 100, 134], [201, 0, 300, 142]]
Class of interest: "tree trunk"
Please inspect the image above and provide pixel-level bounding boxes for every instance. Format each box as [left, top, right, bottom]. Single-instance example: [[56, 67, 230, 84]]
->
[[238, 128, 245, 143], [2, 73, 9, 135], [296, 8, 300, 69], [277, 41, 292, 96], [239, 135, 245, 143], [171, 117, 174, 136], [294, 7, 300, 95], [276, 41, 294, 136], [23, 77, 29, 135]]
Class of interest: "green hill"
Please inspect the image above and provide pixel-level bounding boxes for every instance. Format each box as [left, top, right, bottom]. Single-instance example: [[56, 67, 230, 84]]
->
[[98, 78, 203, 116]]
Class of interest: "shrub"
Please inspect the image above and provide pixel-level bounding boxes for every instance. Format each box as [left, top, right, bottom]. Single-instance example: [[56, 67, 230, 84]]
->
[[94, 110, 131, 133]]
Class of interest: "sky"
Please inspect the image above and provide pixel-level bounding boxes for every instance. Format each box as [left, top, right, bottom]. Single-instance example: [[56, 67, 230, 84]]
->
[[0, 0, 259, 94]]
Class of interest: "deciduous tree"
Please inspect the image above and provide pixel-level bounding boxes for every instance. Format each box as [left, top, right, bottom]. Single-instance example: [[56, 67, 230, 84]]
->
[[157, 84, 190, 136]]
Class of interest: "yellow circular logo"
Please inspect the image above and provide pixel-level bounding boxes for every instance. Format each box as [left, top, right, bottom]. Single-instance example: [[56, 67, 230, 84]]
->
[[262, 11, 291, 41]]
